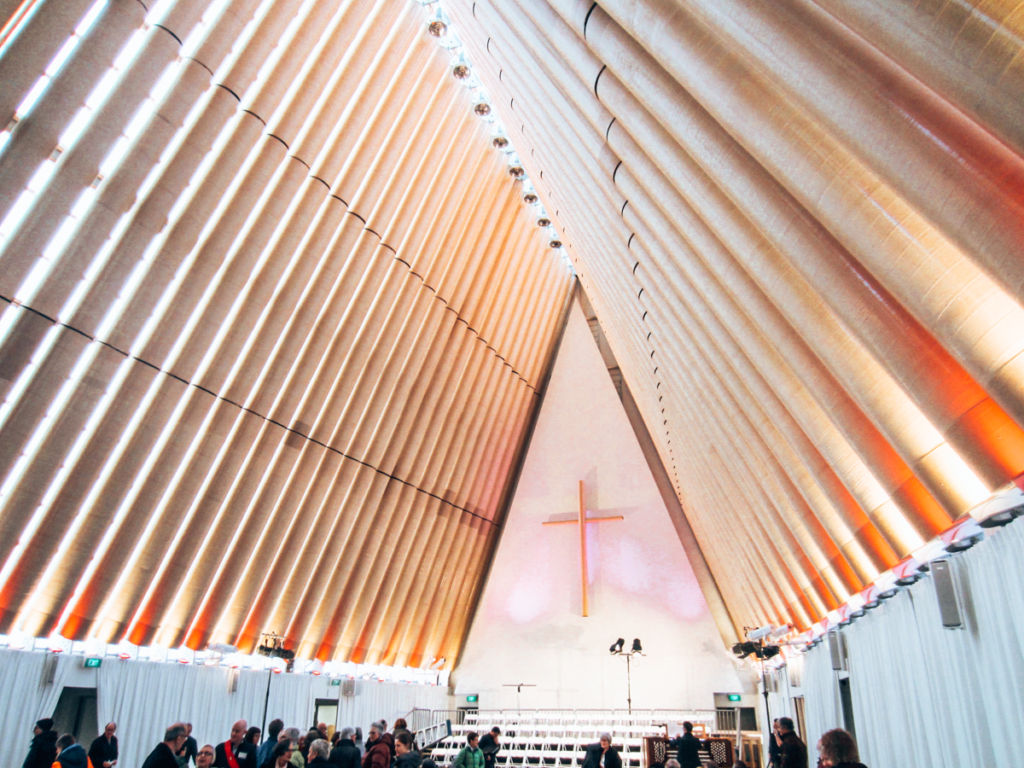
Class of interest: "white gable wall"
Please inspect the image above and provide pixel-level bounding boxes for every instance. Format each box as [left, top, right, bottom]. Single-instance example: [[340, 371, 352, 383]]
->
[[454, 298, 743, 710]]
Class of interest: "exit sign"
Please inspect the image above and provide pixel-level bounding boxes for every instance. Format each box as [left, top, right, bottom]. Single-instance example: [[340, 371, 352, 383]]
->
[[84, 658, 102, 668], [727, 694, 742, 702], [329, 679, 341, 686], [466, 695, 478, 703]]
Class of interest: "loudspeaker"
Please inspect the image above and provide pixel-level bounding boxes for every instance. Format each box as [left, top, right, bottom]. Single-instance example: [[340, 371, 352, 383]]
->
[[932, 559, 963, 629], [42, 655, 58, 685], [828, 630, 847, 671], [342, 679, 356, 697], [227, 668, 239, 693]]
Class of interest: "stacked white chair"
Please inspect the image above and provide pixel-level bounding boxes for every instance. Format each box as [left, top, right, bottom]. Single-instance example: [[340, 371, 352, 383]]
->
[[428, 710, 717, 768]]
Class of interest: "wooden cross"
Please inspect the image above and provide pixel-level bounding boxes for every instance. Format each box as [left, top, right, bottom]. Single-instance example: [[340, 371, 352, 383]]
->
[[542, 480, 623, 617]]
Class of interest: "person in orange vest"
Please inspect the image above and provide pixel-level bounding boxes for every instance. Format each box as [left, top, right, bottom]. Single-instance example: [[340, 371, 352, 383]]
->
[[53, 734, 89, 768]]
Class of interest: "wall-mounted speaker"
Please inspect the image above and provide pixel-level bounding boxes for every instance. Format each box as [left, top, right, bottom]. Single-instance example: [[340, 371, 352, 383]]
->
[[42, 655, 58, 685], [828, 630, 848, 671], [932, 559, 963, 629], [227, 667, 240, 693], [342, 679, 356, 697]]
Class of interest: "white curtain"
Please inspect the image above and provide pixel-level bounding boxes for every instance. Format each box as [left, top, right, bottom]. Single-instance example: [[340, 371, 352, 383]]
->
[[800, 641, 842, 765], [333, 680, 451, 735], [0, 650, 51, 765], [803, 520, 1024, 768]]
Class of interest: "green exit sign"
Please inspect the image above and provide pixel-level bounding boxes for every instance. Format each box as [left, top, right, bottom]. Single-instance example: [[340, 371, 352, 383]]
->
[[84, 658, 102, 668], [329, 679, 341, 686], [466, 695, 478, 703], [727, 694, 742, 702]]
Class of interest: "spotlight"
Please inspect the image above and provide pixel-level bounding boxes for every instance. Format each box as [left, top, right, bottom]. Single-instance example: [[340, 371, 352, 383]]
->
[[609, 638, 624, 654], [537, 217, 551, 227], [549, 239, 562, 249], [452, 64, 470, 79], [523, 193, 538, 204], [493, 136, 509, 149], [631, 638, 642, 653]]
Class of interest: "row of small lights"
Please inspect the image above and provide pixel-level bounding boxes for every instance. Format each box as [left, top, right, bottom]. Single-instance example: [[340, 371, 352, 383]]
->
[[754, 488, 1024, 671], [415, 0, 572, 271], [0, 633, 450, 686]]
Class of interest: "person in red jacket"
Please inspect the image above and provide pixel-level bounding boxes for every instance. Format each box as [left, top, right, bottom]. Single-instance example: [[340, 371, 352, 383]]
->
[[361, 724, 390, 768]]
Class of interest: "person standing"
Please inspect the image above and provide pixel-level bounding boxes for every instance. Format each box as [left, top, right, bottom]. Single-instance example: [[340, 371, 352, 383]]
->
[[197, 746, 217, 768], [21, 718, 58, 768], [307, 740, 332, 768], [451, 733, 484, 768], [816, 729, 867, 768], [361, 723, 390, 768], [329, 727, 360, 768], [55, 735, 89, 768], [259, 721, 285, 768], [215, 720, 259, 768], [581, 734, 621, 768], [142, 724, 189, 768], [393, 733, 420, 768], [478, 728, 500, 768], [178, 724, 198, 768], [775, 718, 807, 768], [667, 722, 702, 768], [89, 723, 119, 768], [260, 742, 294, 768], [767, 721, 781, 768]]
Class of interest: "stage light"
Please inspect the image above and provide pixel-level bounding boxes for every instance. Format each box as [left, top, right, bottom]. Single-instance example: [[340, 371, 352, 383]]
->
[[631, 638, 642, 653], [609, 638, 624, 654]]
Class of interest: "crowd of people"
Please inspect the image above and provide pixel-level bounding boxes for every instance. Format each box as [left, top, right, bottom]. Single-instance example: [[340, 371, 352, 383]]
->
[[24, 712, 865, 768], [21, 716, 434, 768]]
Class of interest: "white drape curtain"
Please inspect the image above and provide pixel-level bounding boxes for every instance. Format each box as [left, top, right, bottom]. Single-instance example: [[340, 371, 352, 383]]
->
[[791, 520, 1024, 768], [841, 520, 1024, 768], [0, 649, 50, 764], [799, 643, 842, 764], [332, 680, 451, 734]]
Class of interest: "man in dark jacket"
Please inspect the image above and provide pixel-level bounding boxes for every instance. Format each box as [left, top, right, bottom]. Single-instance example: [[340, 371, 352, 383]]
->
[[214, 720, 258, 768], [90, 722, 119, 768], [667, 722, 702, 768], [329, 727, 360, 768], [362, 723, 391, 768], [308, 739, 333, 768], [776, 718, 807, 768], [143, 723, 189, 768], [258, 720, 285, 768], [55, 735, 89, 768], [21, 718, 58, 768], [478, 728, 501, 768]]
